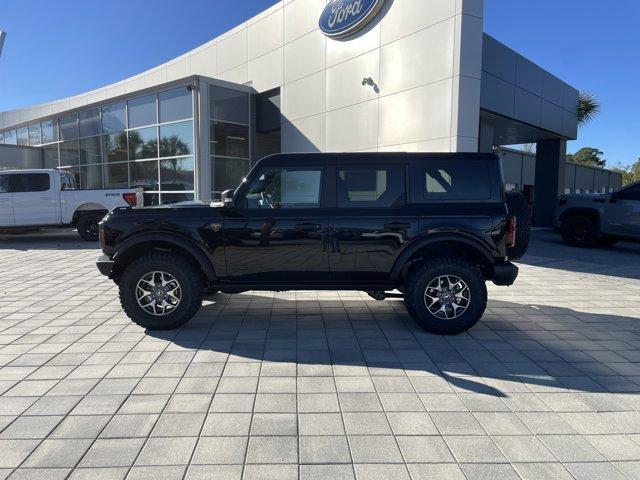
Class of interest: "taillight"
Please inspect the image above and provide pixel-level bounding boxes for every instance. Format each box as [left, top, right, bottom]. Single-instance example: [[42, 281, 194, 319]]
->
[[123, 192, 137, 207], [506, 216, 516, 248]]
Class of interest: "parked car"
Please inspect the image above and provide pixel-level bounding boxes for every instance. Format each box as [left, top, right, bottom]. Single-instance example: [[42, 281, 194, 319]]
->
[[554, 181, 640, 247], [0, 169, 142, 241], [96, 153, 525, 335]]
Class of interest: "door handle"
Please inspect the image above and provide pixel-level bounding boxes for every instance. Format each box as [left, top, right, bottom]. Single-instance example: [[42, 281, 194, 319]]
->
[[384, 222, 411, 230], [295, 223, 321, 231]]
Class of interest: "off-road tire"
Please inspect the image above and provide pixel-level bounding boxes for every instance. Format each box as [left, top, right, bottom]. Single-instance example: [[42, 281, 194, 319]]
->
[[561, 215, 597, 247], [119, 252, 205, 330], [505, 190, 531, 260], [404, 257, 487, 335], [76, 213, 102, 242]]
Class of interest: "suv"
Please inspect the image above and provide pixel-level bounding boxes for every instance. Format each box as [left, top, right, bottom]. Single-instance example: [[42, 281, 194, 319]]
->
[[97, 153, 520, 335], [555, 181, 640, 247]]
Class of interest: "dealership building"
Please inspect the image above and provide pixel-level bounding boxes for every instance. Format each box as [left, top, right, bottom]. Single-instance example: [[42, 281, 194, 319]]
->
[[0, 0, 621, 225]]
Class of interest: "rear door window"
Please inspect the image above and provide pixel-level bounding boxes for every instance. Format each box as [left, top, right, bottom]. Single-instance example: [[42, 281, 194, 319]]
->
[[9, 173, 51, 193], [337, 166, 405, 208], [418, 160, 492, 201]]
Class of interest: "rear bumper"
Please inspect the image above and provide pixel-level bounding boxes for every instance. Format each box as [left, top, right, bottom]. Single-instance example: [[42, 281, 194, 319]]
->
[[96, 254, 115, 277], [492, 261, 519, 286]]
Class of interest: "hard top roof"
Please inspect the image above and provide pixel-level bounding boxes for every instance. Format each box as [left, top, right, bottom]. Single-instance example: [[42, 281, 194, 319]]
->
[[257, 152, 500, 166]]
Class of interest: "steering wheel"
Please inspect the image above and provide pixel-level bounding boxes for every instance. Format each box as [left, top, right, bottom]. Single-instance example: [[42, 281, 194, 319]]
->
[[260, 191, 275, 209]]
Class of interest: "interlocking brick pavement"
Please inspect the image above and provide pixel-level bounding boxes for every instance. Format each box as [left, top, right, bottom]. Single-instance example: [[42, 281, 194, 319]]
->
[[0, 229, 640, 479]]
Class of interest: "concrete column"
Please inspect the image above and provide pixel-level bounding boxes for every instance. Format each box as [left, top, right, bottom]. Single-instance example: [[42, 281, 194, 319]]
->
[[449, 0, 484, 152], [533, 138, 566, 227]]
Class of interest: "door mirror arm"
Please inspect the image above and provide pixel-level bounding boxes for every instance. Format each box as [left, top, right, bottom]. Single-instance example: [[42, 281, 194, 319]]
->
[[221, 189, 236, 208]]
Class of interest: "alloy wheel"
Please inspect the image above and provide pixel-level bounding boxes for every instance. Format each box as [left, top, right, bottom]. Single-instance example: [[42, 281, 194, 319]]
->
[[136, 271, 182, 316], [424, 275, 471, 320]]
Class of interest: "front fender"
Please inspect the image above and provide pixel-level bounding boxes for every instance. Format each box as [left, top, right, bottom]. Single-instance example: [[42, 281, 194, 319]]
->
[[390, 231, 496, 282], [113, 231, 216, 281]]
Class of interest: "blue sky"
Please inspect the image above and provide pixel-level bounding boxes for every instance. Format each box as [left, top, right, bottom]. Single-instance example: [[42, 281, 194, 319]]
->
[[0, 0, 638, 166]]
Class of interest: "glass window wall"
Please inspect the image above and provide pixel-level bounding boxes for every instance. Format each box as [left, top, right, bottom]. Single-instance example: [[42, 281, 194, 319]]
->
[[28, 124, 42, 146], [209, 85, 251, 195], [160, 121, 193, 158], [41, 121, 58, 143], [210, 86, 249, 124], [129, 127, 158, 160], [43, 144, 59, 169], [79, 108, 101, 138], [160, 157, 194, 191], [130, 160, 159, 191], [80, 164, 104, 189], [80, 136, 102, 165], [102, 102, 126, 133], [59, 114, 79, 141], [3, 130, 17, 145], [103, 132, 128, 163], [128, 94, 157, 128], [210, 122, 248, 158], [60, 140, 80, 167], [159, 87, 192, 123], [0, 84, 195, 204], [17, 127, 29, 146], [105, 162, 129, 188]]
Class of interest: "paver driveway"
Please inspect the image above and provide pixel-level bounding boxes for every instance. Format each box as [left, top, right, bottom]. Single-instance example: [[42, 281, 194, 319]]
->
[[0, 229, 639, 479]]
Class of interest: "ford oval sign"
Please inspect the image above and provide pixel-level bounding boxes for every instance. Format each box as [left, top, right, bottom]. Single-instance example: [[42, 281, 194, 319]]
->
[[319, 0, 386, 39]]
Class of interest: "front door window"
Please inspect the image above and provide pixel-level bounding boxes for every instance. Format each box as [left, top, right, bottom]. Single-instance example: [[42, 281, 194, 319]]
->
[[245, 168, 322, 209]]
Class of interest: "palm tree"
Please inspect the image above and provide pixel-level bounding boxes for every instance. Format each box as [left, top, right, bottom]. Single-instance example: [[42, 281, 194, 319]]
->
[[577, 91, 600, 127]]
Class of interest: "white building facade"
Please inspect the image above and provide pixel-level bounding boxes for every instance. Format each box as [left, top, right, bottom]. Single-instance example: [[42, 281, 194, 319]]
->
[[0, 0, 583, 224]]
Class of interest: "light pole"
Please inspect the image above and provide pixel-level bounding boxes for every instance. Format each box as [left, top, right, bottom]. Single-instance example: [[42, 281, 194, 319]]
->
[[0, 31, 5, 58]]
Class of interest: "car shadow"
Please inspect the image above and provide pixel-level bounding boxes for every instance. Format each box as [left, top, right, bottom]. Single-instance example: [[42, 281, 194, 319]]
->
[[0, 229, 99, 251], [146, 295, 640, 398], [521, 229, 640, 280]]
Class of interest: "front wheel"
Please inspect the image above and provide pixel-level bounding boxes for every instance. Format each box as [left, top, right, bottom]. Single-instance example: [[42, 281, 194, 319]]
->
[[404, 257, 487, 335], [561, 215, 597, 247], [76, 213, 103, 242], [119, 252, 205, 330]]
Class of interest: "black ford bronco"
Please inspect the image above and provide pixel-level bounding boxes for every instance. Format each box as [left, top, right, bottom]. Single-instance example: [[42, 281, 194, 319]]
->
[[97, 153, 525, 335]]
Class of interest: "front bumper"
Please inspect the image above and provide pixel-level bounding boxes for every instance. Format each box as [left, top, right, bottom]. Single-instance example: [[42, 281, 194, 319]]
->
[[492, 261, 519, 286], [96, 254, 115, 277]]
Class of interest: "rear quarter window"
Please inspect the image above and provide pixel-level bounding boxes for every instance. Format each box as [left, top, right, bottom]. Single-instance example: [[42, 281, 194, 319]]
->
[[10, 173, 51, 193], [414, 160, 492, 202]]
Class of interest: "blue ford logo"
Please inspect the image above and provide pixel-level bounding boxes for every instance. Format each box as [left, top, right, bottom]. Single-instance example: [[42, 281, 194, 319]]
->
[[319, 0, 386, 38]]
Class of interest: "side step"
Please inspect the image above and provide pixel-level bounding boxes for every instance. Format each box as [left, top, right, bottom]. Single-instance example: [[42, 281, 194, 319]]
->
[[365, 291, 404, 301]]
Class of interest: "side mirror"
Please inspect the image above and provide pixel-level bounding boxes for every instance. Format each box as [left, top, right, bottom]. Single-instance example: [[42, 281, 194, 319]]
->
[[610, 192, 618, 204], [221, 189, 235, 207]]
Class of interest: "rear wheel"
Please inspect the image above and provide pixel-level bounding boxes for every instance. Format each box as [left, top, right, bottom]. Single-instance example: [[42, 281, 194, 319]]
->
[[76, 213, 102, 242], [404, 257, 487, 335], [119, 252, 205, 330], [561, 215, 597, 247]]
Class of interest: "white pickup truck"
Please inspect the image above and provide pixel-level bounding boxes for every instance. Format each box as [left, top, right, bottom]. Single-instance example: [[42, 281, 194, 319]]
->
[[0, 169, 142, 241]]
